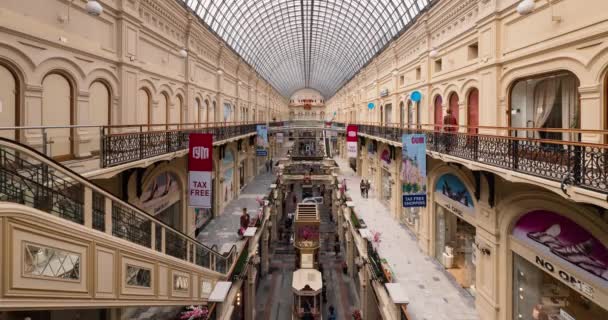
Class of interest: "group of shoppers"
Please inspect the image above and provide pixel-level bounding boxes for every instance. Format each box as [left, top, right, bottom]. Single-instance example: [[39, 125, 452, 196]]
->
[[359, 178, 371, 198]]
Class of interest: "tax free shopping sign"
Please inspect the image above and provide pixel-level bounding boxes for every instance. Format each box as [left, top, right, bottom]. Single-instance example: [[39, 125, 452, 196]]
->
[[188, 133, 213, 208], [346, 125, 358, 158]]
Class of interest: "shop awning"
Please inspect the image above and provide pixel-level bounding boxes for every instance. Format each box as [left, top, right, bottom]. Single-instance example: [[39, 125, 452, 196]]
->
[[292, 269, 322, 294], [243, 227, 257, 237], [208, 281, 232, 302], [386, 283, 409, 304]]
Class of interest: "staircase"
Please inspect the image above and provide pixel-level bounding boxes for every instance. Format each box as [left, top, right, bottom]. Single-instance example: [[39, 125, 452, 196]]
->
[[0, 137, 237, 309]]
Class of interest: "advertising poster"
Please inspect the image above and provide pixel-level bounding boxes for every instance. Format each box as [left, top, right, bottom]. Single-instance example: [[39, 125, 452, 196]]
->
[[276, 132, 284, 144], [346, 125, 358, 158], [256, 125, 268, 147], [188, 133, 213, 208], [401, 134, 427, 208], [434, 174, 474, 216], [135, 172, 180, 215]]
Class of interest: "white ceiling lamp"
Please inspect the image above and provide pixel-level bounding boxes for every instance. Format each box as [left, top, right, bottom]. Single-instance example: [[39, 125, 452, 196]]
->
[[85, 1, 103, 16], [516, 0, 535, 15], [429, 48, 439, 59], [179, 48, 188, 58]]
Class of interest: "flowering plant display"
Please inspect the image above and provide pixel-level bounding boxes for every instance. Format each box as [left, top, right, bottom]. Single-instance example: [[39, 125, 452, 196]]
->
[[179, 305, 209, 320], [372, 230, 382, 251]]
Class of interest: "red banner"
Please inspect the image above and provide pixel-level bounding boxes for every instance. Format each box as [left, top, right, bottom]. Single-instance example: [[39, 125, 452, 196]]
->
[[188, 133, 213, 208], [346, 125, 358, 158]]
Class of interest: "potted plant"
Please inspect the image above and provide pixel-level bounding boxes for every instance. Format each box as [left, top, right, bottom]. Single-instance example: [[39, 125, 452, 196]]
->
[[179, 306, 209, 320]]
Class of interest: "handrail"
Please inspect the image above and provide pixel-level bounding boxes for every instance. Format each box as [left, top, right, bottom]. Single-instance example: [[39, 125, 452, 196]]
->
[[341, 121, 608, 137], [0, 121, 276, 131], [346, 123, 608, 194], [0, 137, 237, 274]]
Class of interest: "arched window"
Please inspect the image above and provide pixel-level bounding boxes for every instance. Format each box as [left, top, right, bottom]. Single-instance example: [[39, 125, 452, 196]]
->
[[467, 89, 479, 134], [407, 100, 414, 126], [0, 63, 20, 140], [137, 88, 151, 128], [434, 95, 443, 130], [42, 72, 73, 159], [89, 81, 111, 153], [449, 92, 459, 126], [154, 92, 169, 128], [509, 71, 580, 141], [399, 101, 405, 128]]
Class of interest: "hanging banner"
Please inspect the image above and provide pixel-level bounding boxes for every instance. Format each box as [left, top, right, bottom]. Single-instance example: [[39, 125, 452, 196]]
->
[[188, 133, 213, 208], [402, 134, 427, 208], [346, 125, 358, 158], [256, 125, 268, 148], [276, 132, 284, 144]]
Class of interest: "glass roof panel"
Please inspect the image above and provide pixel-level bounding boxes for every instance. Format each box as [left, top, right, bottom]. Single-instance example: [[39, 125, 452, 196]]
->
[[181, 0, 432, 98]]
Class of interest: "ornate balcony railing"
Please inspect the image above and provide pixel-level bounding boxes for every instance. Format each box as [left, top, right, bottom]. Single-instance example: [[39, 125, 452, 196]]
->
[[101, 122, 265, 168], [346, 122, 608, 194], [0, 137, 237, 274]]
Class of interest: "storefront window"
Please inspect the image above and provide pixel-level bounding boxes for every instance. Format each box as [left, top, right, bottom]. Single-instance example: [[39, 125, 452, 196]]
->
[[511, 210, 608, 320], [382, 169, 392, 203], [434, 174, 476, 296], [510, 72, 580, 141], [513, 254, 608, 320]]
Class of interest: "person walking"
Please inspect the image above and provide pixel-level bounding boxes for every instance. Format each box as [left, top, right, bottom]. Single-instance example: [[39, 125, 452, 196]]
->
[[364, 179, 371, 198], [328, 305, 337, 320], [360, 179, 365, 197]]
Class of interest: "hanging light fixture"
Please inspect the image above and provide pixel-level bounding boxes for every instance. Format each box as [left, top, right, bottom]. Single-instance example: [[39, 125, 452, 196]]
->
[[429, 48, 439, 59], [516, 0, 535, 15], [85, 0, 103, 16], [179, 48, 188, 58]]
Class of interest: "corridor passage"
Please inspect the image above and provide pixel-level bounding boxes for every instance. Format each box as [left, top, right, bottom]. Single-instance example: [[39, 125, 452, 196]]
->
[[334, 157, 479, 320], [255, 180, 359, 319]]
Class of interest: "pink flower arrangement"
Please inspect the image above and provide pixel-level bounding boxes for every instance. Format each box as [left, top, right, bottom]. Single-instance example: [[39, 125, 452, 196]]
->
[[180, 306, 209, 320], [372, 230, 382, 251]]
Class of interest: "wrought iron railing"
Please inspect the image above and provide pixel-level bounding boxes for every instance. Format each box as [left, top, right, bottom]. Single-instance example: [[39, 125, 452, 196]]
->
[[101, 122, 265, 168], [0, 137, 237, 274], [343, 122, 608, 194]]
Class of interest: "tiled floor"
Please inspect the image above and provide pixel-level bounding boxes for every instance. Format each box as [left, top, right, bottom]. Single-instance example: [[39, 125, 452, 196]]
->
[[333, 156, 479, 320]]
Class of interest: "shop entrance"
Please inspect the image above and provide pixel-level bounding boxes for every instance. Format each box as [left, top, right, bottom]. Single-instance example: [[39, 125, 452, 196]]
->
[[435, 205, 476, 296]]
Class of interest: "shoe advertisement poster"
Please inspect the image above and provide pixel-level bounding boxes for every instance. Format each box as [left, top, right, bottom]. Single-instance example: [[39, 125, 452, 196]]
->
[[401, 134, 426, 208], [513, 210, 608, 305], [188, 133, 213, 208]]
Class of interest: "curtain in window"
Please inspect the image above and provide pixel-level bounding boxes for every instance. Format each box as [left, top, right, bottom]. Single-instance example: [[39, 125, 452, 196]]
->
[[561, 76, 579, 141], [532, 79, 558, 138]]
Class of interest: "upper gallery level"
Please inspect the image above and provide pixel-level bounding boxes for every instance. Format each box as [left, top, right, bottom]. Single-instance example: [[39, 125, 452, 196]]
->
[[327, 0, 608, 144], [288, 88, 327, 121], [0, 0, 290, 177]]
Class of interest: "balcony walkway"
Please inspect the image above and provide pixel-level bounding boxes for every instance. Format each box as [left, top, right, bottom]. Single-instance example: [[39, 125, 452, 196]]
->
[[334, 157, 479, 320]]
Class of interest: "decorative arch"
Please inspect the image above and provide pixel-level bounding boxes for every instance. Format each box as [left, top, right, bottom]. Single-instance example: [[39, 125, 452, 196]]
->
[[34, 57, 86, 88], [84, 68, 119, 97], [138, 79, 158, 97], [0, 58, 24, 140]]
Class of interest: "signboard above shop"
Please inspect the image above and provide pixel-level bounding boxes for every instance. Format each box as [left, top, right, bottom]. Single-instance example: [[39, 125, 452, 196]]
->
[[380, 89, 389, 97]]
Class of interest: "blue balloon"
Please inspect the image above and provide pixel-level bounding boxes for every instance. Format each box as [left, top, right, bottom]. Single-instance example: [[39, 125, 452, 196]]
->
[[411, 91, 422, 103], [368, 102, 375, 110]]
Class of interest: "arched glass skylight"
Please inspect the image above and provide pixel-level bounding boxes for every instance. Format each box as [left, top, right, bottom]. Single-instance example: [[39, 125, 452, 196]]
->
[[181, 0, 431, 98]]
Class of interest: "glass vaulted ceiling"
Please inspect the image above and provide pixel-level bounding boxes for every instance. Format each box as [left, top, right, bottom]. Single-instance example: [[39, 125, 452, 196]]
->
[[182, 0, 431, 98]]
